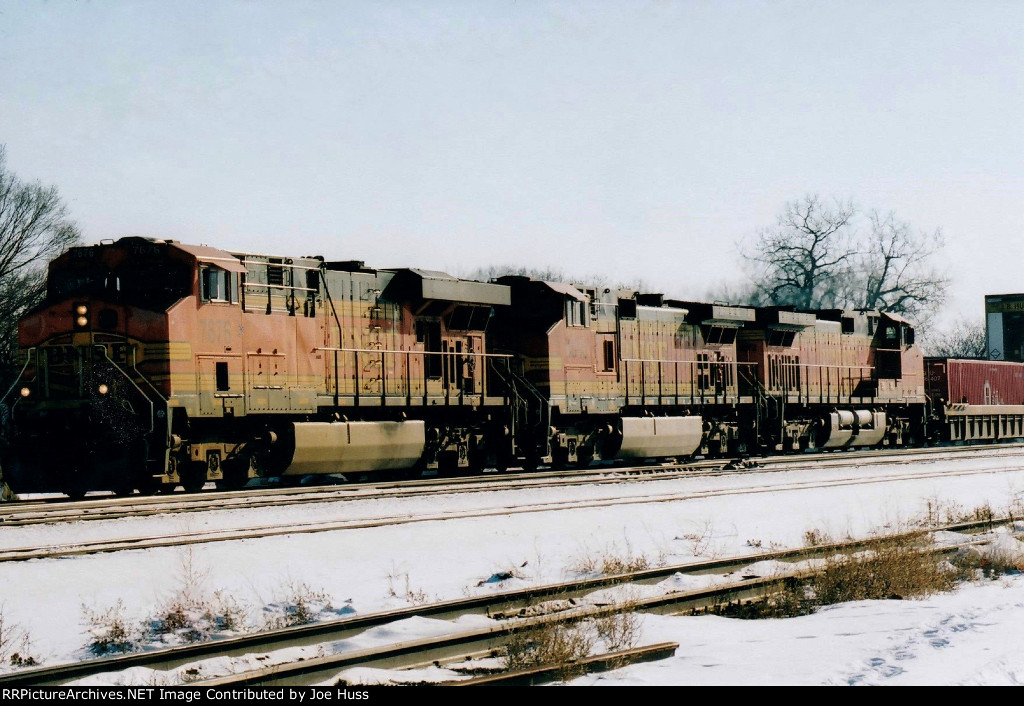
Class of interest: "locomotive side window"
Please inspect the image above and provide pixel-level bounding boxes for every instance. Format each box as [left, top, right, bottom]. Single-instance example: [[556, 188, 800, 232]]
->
[[603, 340, 616, 371], [215, 361, 229, 391]]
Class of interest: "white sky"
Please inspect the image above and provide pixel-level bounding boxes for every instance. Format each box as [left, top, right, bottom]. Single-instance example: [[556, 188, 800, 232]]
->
[[1, 1, 1022, 324]]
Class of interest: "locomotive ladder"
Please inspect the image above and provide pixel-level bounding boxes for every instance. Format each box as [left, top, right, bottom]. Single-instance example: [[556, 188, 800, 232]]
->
[[737, 363, 776, 450], [488, 357, 551, 460]]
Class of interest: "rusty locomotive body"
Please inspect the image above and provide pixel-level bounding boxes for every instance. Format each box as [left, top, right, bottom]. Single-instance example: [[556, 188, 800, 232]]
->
[[0, 237, 1010, 498]]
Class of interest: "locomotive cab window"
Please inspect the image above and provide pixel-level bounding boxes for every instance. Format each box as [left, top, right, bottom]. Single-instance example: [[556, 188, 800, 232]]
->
[[201, 266, 235, 303], [565, 300, 588, 327]]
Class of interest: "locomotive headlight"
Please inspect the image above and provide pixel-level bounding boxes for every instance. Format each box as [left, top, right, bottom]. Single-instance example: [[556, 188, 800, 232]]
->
[[76, 316, 89, 328], [97, 384, 109, 395], [76, 304, 88, 316], [19, 387, 30, 398]]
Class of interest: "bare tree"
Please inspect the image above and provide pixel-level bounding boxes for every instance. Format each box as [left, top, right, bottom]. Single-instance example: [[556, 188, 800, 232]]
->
[[857, 211, 948, 327], [742, 195, 857, 309], [923, 318, 987, 358], [0, 146, 81, 372], [741, 195, 948, 328]]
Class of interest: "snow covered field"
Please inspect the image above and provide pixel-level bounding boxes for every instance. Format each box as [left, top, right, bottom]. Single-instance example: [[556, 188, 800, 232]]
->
[[2, 451, 1024, 684], [572, 575, 1024, 686]]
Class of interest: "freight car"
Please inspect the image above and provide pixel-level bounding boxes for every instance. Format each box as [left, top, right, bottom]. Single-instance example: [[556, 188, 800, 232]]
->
[[925, 357, 1024, 442], [0, 236, 1013, 499]]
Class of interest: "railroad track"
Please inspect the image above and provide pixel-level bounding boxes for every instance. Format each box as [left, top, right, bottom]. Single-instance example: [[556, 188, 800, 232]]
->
[[3, 442, 1022, 528], [1, 517, 1008, 687], [1, 455, 1020, 564]]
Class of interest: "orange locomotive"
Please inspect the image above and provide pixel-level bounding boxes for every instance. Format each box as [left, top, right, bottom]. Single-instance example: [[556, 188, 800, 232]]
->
[[0, 236, 1004, 499], [491, 280, 926, 470], [2, 237, 511, 496]]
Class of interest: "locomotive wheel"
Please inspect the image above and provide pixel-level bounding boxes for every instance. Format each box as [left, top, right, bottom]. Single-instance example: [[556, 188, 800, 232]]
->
[[64, 486, 87, 500], [550, 448, 569, 471], [64, 467, 88, 500], [180, 462, 207, 493], [216, 459, 251, 491]]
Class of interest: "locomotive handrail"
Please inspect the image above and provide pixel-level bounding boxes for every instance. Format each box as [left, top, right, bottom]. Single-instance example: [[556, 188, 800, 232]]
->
[[315, 347, 514, 407], [123, 345, 168, 402], [620, 357, 752, 406], [243, 282, 317, 293], [776, 362, 873, 371], [0, 347, 37, 407], [769, 359, 877, 403], [316, 347, 513, 358], [234, 254, 323, 271], [620, 357, 758, 366], [92, 345, 155, 434]]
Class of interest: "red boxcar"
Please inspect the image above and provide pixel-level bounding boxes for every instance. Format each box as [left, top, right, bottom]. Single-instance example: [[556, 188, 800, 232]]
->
[[926, 358, 1024, 406]]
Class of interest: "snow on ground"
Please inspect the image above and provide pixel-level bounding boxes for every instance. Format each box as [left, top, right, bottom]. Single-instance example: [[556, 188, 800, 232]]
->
[[571, 574, 1024, 686], [1, 451, 1024, 683]]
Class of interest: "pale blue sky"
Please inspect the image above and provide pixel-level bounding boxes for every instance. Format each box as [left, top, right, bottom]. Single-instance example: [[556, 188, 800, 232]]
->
[[1, 0, 1021, 324]]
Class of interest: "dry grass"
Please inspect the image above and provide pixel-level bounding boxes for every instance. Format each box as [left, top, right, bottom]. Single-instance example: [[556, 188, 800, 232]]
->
[[146, 549, 249, 644], [148, 590, 249, 644], [0, 608, 39, 667], [503, 621, 594, 677], [812, 533, 956, 603], [570, 538, 658, 576], [572, 553, 651, 576], [82, 600, 137, 656], [385, 567, 429, 605], [802, 528, 832, 547], [921, 498, 1010, 528], [262, 581, 335, 630], [713, 531, 958, 620], [593, 611, 640, 652]]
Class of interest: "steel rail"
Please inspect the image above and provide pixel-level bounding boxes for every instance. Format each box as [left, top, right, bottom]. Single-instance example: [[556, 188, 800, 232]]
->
[[450, 642, 680, 686], [194, 529, 1000, 687], [4, 443, 1022, 528], [1, 462, 1020, 563]]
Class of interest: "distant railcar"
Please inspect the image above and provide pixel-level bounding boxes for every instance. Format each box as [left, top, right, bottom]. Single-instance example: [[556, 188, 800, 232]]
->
[[925, 357, 1024, 442]]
